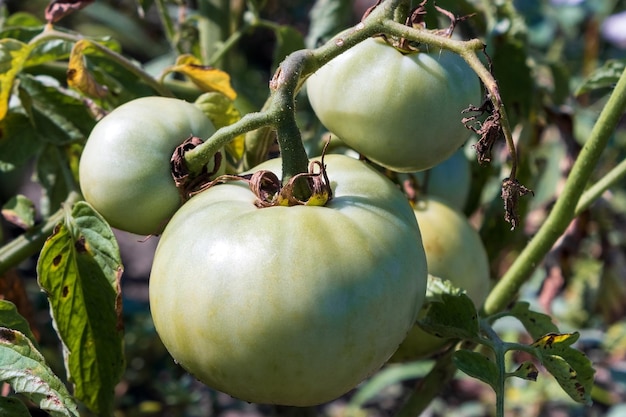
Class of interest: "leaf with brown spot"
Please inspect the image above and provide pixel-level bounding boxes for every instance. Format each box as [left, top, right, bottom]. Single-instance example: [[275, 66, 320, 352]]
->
[[2, 194, 35, 230], [163, 54, 236, 100], [37, 201, 124, 416], [66, 39, 109, 99], [0, 327, 79, 417]]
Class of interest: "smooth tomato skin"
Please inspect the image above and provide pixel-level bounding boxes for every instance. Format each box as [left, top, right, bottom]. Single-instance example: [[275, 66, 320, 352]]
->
[[149, 155, 428, 406], [414, 148, 472, 211], [306, 37, 481, 172], [79, 97, 217, 235], [391, 197, 490, 361]]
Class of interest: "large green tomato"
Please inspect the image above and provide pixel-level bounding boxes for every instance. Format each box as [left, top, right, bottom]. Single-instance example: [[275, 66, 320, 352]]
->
[[391, 196, 490, 361], [79, 96, 218, 235], [149, 154, 428, 406], [306, 37, 481, 172]]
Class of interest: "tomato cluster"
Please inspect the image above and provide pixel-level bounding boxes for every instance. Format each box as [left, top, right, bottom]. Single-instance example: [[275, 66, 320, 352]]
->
[[78, 31, 486, 407]]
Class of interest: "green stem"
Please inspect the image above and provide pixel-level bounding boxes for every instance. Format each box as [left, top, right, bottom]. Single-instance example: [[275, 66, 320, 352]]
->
[[480, 321, 506, 417], [153, 0, 179, 53], [0, 192, 81, 276], [483, 66, 626, 315], [575, 157, 626, 215], [29, 28, 174, 97], [198, 0, 231, 67]]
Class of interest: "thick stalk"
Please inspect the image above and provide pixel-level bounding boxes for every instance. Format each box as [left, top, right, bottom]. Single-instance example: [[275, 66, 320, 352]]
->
[[483, 66, 626, 315]]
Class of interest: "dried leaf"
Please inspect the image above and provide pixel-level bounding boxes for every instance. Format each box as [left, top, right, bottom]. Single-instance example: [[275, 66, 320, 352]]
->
[[66, 39, 109, 99], [45, 0, 95, 24]]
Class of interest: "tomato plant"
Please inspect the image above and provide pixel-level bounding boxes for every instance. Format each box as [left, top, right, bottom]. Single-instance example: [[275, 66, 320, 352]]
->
[[149, 154, 428, 406], [391, 196, 490, 361], [306, 37, 481, 172], [79, 96, 219, 236]]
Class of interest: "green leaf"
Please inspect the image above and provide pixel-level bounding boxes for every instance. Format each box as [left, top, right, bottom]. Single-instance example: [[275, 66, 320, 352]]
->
[[0, 300, 38, 347], [0, 396, 32, 417], [508, 302, 559, 341], [0, 328, 79, 417], [530, 332, 595, 405], [348, 361, 434, 409], [1, 194, 35, 229], [34, 145, 71, 218], [273, 25, 305, 72], [18, 74, 96, 146], [418, 293, 480, 340], [453, 349, 498, 390], [575, 59, 626, 96], [37, 201, 124, 416], [0, 111, 42, 172], [305, 0, 353, 49], [0, 38, 32, 120]]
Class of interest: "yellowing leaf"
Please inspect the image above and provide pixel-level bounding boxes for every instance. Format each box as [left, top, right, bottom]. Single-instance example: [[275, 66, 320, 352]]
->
[[0, 39, 33, 120], [195, 92, 244, 162], [165, 54, 236, 100], [66, 39, 108, 98], [531, 332, 579, 350]]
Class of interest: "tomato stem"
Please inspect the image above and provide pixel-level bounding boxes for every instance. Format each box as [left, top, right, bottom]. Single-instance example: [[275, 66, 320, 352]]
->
[[483, 65, 626, 316]]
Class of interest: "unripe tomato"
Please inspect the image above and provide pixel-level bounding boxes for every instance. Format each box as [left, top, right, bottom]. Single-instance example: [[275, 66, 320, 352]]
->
[[414, 148, 472, 211], [79, 97, 218, 235], [391, 196, 490, 361], [149, 155, 428, 406], [306, 37, 481, 172]]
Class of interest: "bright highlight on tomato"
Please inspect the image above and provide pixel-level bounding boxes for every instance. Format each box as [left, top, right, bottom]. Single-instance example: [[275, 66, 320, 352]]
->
[[392, 196, 490, 361], [149, 154, 428, 406], [306, 37, 481, 172], [79, 96, 218, 235]]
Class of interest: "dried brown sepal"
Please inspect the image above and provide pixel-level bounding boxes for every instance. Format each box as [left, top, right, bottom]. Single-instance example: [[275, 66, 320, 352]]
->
[[362, 0, 383, 21], [45, 0, 94, 23], [462, 98, 502, 165], [249, 170, 282, 207], [501, 177, 534, 230], [171, 135, 223, 201]]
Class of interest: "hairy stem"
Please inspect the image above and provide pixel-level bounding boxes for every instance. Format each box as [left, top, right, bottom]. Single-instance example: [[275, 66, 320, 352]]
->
[[483, 66, 626, 315]]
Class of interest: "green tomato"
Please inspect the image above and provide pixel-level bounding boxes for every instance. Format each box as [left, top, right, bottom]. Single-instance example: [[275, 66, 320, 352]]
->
[[79, 96, 218, 235], [414, 148, 472, 211], [149, 154, 428, 406], [306, 37, 481, 172], [391, 196, 490, 361]]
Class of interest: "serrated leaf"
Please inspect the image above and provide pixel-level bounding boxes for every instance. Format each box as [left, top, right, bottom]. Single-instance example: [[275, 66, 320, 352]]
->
[[418, 293, 480, 340], [195, 92, 244, 164], [37, 201, 124, 416], [0, 39, 33, 120], [273, 25, 305, 72], [305, 0, 353, 49], [1, 194, 35, 229], [0, 396, 32, 417], [0, 300, 38, 347], [18, 74, 96, 145], [508, 361, 539, 382], [0, 328, 79, 417], [425, 274, 467, 301], [575, 59, 626, 96], [67, 39, 109, 99], [509, 302, 559, 340], [348, 361, 434, 409], [453, 349, 498, 390], [0, 111, 42, 172], [164, 54, 236, 100], [530, 332, 595, 405]]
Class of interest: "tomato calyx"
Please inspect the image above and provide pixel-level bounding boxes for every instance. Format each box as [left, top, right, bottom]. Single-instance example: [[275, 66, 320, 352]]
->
[[172, 138, 333, 207]]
